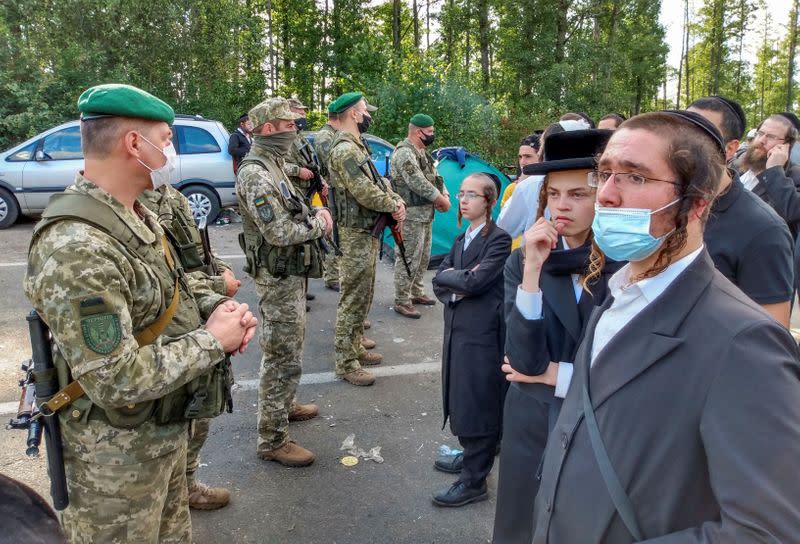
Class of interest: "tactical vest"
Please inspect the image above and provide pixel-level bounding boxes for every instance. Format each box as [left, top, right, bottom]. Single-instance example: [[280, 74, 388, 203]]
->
[[392, 140, 439, 207], [31, 193, 232, 429], [143, 188, 208, 273], [327, 134, 386, 230], [237, 156, 323, 279]]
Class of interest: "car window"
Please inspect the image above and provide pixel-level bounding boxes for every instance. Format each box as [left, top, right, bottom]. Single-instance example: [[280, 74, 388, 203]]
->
[[177, 126, 221, 154], [41, 126, 83, 160], [7, 142, 37, 162]]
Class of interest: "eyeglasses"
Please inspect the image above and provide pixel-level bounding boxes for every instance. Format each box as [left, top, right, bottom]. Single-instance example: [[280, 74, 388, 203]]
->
[[755, 130, 786, 143], [456, 191, 486, 202], [587, 171, 680, 188]]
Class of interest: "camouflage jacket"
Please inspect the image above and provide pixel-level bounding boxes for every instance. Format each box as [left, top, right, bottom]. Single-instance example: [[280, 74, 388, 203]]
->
[[24, 174, 228, 464], [236, 140, 325, 281], [390, 138, 446, 222], [139, 185, 231, 297], [283, 132, 320, 194], [328, 131, 401, 214], [314, 124, 338, 171]]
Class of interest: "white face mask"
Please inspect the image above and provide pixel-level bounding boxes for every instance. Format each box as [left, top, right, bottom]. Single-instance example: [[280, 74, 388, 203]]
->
[[137, 135, 177, 189]]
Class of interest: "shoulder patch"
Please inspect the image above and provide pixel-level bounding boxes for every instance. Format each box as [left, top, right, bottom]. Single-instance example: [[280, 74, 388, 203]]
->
[[81, 313, 122, 355], [254, 195, 275, 223], [344, 157, 364, 177]]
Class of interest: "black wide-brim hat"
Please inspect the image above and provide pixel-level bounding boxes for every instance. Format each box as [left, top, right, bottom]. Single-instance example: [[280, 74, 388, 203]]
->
[[522, 129, 613, 176]]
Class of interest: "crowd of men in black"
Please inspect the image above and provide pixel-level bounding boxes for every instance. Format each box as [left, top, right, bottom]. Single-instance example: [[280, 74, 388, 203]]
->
[[428, 95, 800, 543]]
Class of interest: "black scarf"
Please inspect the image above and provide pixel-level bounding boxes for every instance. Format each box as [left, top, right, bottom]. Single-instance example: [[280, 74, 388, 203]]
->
[[543, 240, 626, 280]]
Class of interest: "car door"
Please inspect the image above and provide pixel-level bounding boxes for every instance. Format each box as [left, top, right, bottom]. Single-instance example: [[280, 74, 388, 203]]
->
[[22, 125, 84, 213], [175, 124, 226, 184]]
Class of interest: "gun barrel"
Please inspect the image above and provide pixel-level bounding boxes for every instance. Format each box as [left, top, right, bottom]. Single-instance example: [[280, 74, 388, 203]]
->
[[27, 311, 69, 510]]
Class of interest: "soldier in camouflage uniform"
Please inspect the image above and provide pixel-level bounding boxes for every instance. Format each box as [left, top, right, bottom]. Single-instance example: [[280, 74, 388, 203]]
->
[[24, 84, 257, 543], [139, 183, 242, 510], [326, 92, 406, 386], [390, 114, 451, 318], [314, 109, 342, 291], [237, 97, 333, 466]]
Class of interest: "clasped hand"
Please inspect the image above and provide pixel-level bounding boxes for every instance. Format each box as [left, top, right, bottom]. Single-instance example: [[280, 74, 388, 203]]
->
[[206, 300, 258, 354]]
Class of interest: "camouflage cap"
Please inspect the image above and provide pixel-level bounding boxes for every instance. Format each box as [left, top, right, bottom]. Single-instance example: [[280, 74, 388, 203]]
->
[[249, 97, 301, 128], [288, 98, 308, 110], [78, 83, 174, 124]]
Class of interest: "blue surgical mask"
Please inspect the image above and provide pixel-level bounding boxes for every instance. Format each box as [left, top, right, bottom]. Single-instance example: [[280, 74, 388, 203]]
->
[[592, 199, 680, 262]]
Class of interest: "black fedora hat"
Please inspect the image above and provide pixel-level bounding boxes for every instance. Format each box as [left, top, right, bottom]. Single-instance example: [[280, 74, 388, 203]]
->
[[522, 129, 613, 176]]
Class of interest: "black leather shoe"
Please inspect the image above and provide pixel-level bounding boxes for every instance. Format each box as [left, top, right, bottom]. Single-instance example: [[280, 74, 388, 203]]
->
[[432, 481, 488, 507], [306, 292, 316, 301], [433, 452, 463, 474]]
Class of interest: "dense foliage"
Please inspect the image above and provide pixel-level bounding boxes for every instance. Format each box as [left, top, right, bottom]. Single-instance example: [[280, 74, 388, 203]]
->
[[0, 0, 796, 167]]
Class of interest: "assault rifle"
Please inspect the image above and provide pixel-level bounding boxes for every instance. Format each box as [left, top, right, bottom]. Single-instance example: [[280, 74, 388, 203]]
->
[[197, 216, 220, 276], [359, 156, 411, 276]]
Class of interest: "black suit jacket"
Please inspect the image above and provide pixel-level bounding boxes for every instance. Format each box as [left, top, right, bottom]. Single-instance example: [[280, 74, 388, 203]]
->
[[532, 250, 800, 543], [432, 223, 511, 437], [228, 129, 252, 173], [753, 164, 800, 235]]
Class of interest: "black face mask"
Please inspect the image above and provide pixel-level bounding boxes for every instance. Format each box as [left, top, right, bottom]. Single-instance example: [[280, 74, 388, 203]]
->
[[295, 118, 308, 132], [420, 132, 435, 147], [357, 114, 373, 134]]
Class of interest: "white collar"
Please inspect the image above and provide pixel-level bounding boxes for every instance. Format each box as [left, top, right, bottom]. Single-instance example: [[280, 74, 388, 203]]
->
[[608, 245, 704, 303], [466, 222, 486, 236]]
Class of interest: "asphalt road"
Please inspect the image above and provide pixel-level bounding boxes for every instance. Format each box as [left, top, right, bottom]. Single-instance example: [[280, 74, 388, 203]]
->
[[0, 218, 497, 543]]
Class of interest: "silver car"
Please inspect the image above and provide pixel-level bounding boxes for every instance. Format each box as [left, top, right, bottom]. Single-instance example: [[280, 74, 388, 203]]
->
[[0, 114, 237, 228]]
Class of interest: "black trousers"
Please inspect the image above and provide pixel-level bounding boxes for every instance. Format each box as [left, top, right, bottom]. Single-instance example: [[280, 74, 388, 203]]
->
[[457, 432, 500, 488], [492, 385, 556, 544]]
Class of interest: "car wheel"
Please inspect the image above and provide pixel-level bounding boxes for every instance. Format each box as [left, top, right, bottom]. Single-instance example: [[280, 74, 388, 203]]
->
[[181, 185, 220, 223], [0, 188, 20, 229]]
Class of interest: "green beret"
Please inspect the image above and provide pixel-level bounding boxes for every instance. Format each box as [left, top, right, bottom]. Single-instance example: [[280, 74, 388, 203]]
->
[[78, 84, 174, 124], [328, 92, 364, 114], [410, 114, 434, 128]]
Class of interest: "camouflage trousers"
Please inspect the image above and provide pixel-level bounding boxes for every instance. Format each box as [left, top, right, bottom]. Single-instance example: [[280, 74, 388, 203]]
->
[[394, 219, 433, 306], [61, 439, 190, 543], [255, 273, 306, 452], [335, 226, 377, 375], [186, 418, 210, 488], [323, 250, 340, 286]]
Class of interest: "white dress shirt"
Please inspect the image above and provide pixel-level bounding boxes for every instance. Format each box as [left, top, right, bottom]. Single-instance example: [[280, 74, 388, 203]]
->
[[463, 222, 485, 252], [740, 170, 759, 191], [497, 175, 546, 237], [590, 245, 704, 364]]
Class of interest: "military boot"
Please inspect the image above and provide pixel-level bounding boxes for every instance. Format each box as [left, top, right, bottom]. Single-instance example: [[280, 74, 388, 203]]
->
[[259, 440, 316, 467], [342, 369, 376, 386], [361, 337, 376, 350], [359, 351, 383, 366], [412, 295, 436, 306], [289, 403, 319, 421], [188, 481, 231, 510], [394, 303, 421, 319]]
